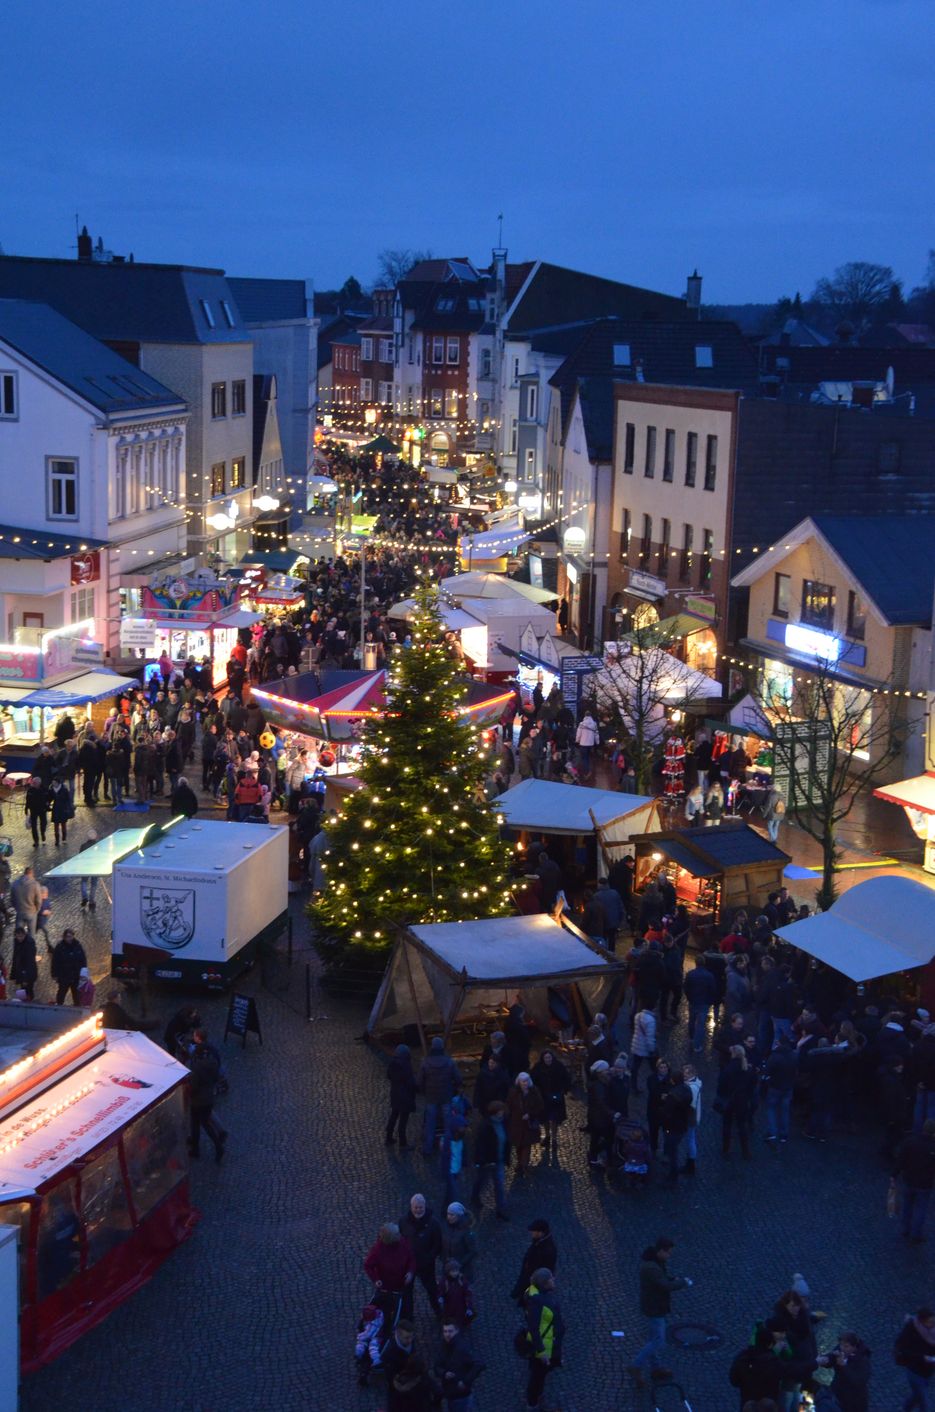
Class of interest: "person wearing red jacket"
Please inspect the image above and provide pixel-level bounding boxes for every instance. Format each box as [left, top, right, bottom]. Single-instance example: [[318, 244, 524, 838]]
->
[[363, 1222, 416, 1304]]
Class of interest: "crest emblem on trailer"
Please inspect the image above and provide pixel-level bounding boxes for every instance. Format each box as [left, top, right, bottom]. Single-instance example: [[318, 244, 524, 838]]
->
[[140, 887, 196, 951]]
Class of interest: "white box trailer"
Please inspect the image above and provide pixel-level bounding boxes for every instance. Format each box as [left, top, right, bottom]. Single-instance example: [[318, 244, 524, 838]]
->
[[47, 818, 289, 989], [112, 821, 289, 987]]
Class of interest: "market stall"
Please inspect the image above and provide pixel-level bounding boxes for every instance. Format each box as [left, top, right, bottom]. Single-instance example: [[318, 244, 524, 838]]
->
[[0, 668, 136, 769], [495, 779, 661, 878], [775, 875, 935, 1008], [629, 821, 790, 942], [873, 771, 935, 874], [703, 694, 775, 814], [389, 595, 556, 680], [0, 1004, 193, 1371], [367, 912, 625, 1049]]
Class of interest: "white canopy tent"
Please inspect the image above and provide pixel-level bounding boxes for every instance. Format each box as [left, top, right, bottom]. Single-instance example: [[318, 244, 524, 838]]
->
[[367, 913, 624, 1041], [440, 571, 558, 607], [459, 525, 532, 561], [598, 647, 723, 705], [494, 779, 660, 844], [775, 876, 935, 981]]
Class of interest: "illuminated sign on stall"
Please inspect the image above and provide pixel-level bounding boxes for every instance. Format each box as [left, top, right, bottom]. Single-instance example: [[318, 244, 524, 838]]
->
[[784, 623, 842, 662]]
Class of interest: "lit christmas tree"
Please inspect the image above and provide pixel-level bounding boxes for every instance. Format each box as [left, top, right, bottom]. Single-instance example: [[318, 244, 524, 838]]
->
[[310, 579, 513, 972]]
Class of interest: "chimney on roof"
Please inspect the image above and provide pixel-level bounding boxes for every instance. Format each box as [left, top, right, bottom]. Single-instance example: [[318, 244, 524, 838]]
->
[[685, 269, 703, 318], [77, 225, 92, 262]]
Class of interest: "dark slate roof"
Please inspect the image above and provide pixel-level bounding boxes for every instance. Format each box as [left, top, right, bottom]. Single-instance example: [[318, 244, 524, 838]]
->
[[316, 313, 368, 368], [576, 377, 615, 463], [548, 317, 759, 395], [0, 255, 246, 344], [518, 320, 602, 355], [759, 343, 935, 389], [506, 262, 688, 333], [0, 299, 185, 414], [810, 515, 935, 626], [670, 823, 789, 869], [228, 277, 308, 323], [0, 522, 107, 560]]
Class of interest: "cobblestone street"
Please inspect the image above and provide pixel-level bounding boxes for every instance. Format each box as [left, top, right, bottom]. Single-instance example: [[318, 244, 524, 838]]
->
[[10, 798, 928, 1411]]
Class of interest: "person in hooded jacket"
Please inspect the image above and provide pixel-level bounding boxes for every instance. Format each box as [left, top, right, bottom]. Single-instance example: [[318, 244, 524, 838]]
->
[[419, 1037, 461, 1155], [511, 1218, 557, 1304], [170, 776, 199, 819], [434, 1321, 484, 1412], [440, 1203, 476, 1280], [815, 1331, 871, 1412], [386, 1043, 417, 1149]]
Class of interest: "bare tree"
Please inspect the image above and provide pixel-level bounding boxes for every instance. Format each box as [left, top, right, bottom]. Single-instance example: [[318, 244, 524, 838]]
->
[[587, 620, 718, 794], [811, 260, 900, 331], [376, 249, 434, 287], [754, 655, 903, 910]]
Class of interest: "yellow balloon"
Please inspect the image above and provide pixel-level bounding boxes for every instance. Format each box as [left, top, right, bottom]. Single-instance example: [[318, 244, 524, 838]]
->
[[259, 730, 275, 750]]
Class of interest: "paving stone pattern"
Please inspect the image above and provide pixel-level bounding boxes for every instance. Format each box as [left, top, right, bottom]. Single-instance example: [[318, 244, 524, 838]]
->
[[9, 795, 928, 1411]]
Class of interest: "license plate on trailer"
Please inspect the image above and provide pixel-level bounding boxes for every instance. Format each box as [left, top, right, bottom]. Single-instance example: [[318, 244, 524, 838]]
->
[[154, 969, 183, 979]]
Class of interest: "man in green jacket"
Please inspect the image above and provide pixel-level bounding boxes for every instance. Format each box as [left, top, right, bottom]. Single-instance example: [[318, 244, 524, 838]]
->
[[523, 1269, 565, 1411], [627, 1236, 692, 1389]]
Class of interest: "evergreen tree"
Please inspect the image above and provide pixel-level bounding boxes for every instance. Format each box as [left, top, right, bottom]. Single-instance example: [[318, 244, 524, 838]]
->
[[310, 581, 512, 972]]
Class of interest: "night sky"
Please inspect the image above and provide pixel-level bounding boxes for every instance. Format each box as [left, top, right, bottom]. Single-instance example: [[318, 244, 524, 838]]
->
[[4, 0, 933, 301]]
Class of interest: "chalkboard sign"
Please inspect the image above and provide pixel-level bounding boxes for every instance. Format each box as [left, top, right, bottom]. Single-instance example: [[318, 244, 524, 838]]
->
[[224, 992, 262, 1047]]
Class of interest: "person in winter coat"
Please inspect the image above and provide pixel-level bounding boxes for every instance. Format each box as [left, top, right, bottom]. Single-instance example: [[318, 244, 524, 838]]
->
[[363, 1222, 416, 1296], [895, 1307, 935, 1409], [725, 956, 752, 1017], [630, 1007, 658, 1091], [685, 960, 717, 1054], [434, 1321, 483, 1411], [386, 1044, 417, 1148], [646, 1058, 672, 1156], [77, 733, 101, 806], [470, 1102, 511, 1218], [816, 1331, 871, 1412], [50, 929, 87, 1005], [23, 779, 49, 847], [511, 1218, 557, 1304], [575, 712, 599, 775], [170, 776, 199, 819], [163, 731, 183, 792], [659, 1069, 693, 1180], [628, 1237, 691, 1388], [503, 1004, 532, 1079], [507, 1072, 545, 1175], [718, 1046, 758, 1157], [440, 1203, 476, 1280], [9, 925, 38, 1001], [892, 1119, 935, 1243], [419, 1037, 461, 1155], [586, 1061, 616, 1166], [399, 1193, 442, 1313], [187, 1033, 227, 1162], [472, 1055, 510, 1114], [530, 1050, 570, 1151], [49, 779, 73, 846], [729, 1321, 815, 1409], [659, 934, 684, 1021], [764, 1035, 798, 1145], [523, 1269, 565, 1410]]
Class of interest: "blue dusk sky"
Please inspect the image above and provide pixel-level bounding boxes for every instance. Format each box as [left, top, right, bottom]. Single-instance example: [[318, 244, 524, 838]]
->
[[3, 0, 933, 303]]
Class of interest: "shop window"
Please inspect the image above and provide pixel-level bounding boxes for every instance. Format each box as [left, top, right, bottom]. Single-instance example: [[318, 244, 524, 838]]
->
[[773, 572, 791, 618], [623, 422, 635, 474], [36, 1181, 82, 1301], [123, 1088, 187, 1220], [644, 426, 656, 478], [802, 578, 835, 629], [685, 432, 697, 487], [0, 1202, 31, 1301], [704, 434, 718, 491], [81, 1145, 134, 1267], [663, 429, 675, 482], [232, 379, 246, 416], [847, 590, 867, 640], [47, 458, 78, 520]]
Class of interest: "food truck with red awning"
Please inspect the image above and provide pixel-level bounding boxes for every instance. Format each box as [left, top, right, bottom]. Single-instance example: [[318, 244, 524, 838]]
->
[[0, 1004, 193, 1370]]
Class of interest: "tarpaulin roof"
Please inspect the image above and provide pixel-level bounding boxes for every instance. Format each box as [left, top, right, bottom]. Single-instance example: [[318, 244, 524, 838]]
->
[[0, 1029, 188, 1200], [494, 779, 657, 836], [874, 772, 935, 817], [17, 669, 135, 708], [254, 669, 512, 739], [388, 598, 484, 631], [775, 876, 935, 982], [367, 913, 624, 1038], [440, 571, 558, 606], [460, 525, 532, 559]]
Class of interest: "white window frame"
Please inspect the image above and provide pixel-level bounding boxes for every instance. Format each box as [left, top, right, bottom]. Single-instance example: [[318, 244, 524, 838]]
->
[[380, 338, 393, 362], [231, 379, 246, 416], [360, 377, 373, 401], [71, 586, 94, 621], [444, 388, 459, 419], [480, 348, 492, 378], [525, 448, 536, 481], [47, 457, 79, 521], [431, 389, 444, 418], [446, 337, 460, 365], [512, 356, 520, 385], [379, 381, 393, 405], [527, 383, 538, 421], [361, 337, 373, 360], [0, 371, 17, 419], [211, 382, 227, 419], [432, 336, 445, 364], [509, 418, 518, 454]]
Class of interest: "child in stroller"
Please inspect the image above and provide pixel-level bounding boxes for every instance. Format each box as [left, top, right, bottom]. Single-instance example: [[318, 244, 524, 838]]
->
[[612, 1117, 652, 1188], [354, 1287, 401, 1386]]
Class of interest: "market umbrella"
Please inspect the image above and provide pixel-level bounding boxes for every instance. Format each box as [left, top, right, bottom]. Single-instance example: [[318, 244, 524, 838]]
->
[[358, 434, 401, 455]]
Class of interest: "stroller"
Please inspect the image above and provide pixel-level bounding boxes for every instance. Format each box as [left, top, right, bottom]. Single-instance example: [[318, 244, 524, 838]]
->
[[612, 1118, 652, 1188], [354, 1287, 401, 1387]]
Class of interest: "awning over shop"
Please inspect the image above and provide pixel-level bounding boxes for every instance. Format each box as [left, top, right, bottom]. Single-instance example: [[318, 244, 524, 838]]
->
[[775, 876, 935, 981], [367, 913, 624, 1038], [632, 821, 789, 877], [650, 838, 719, 877], [493, 779, 659, 838], [874, 772, 935, 816], [740, 637, 884, 691], [0, 685, 36, 706], [240, 549, 307, 574], [212, 609, 264, 629], [622, 613, 715, 644], [17, 669, 136, 708]]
